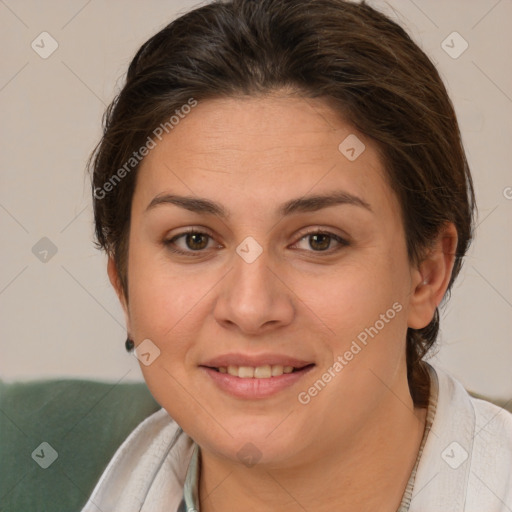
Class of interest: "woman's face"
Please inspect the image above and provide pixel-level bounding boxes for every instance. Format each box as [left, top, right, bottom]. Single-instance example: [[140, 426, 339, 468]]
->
[[114, 94, 425, 466]]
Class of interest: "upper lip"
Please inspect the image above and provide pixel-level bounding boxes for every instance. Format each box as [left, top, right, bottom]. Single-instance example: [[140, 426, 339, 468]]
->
[[201, 353, 315, 369]]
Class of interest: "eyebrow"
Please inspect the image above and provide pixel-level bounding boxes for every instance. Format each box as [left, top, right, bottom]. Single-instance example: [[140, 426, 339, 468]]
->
[[145, 191, 372, 218]]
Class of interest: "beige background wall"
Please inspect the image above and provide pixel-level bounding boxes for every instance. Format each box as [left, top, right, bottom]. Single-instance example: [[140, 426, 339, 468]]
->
[[1, 0, 511, 399]]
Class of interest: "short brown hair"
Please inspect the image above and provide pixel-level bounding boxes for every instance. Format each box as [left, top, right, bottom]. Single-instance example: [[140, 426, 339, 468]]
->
[[89, 0, 476, 406]]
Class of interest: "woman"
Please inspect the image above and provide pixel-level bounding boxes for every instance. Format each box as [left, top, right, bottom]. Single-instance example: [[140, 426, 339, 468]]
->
[[82, 0, 512, 510]]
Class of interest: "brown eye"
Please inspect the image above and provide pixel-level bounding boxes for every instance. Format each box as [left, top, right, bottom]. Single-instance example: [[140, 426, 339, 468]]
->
[[293, 230, 349, 253], [308, 233, 331, 251], [164, 230, 216, 256], [185, 232, 209, 250]]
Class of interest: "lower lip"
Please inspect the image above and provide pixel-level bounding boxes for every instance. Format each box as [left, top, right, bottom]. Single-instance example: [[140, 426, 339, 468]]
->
[[201, 365, 315, 399]]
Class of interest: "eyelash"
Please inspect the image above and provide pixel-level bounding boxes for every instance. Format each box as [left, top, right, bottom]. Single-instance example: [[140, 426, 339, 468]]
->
[[163, 228, 349, 257]]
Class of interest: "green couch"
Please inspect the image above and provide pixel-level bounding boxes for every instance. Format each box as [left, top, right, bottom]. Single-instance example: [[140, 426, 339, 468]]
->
[[1, 379, 510, 512], [0, 379, 160, 512]]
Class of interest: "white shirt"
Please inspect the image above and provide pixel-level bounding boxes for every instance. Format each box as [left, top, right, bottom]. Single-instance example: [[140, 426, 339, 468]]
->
[[80, 364, 512, 511]]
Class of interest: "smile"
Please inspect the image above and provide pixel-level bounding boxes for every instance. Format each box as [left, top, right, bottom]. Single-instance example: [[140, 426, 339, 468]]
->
[[200, 362, 315, 399], [213, 364, 306, 378]]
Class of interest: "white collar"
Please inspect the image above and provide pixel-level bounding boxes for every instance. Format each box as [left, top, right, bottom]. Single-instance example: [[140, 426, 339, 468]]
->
[[409, 363, 512, 511], [81, 407, 193, 512]]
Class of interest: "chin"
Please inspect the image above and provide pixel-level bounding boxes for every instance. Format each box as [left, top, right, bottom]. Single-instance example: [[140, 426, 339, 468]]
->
[[194, 416, 307, 468]]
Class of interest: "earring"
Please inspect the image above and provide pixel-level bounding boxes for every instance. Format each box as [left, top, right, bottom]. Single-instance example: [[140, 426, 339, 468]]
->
[[125, 337, 135, 352]]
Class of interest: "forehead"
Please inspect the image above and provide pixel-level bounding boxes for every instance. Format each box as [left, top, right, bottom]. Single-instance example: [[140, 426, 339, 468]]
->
[[134, 94, 396, 217]]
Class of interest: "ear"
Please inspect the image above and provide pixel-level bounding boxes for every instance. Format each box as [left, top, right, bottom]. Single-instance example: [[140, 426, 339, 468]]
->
[[407, 223, 458, 329], [107, 255, 130, 325]]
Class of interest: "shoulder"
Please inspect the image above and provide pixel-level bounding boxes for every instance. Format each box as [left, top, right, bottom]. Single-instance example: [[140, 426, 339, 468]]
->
[[81, 407, 194, 512], [436, 365, 512, 451], [411, 364, 512, 511], [471, 393, 512, 441], [467, 394, 512, 502]]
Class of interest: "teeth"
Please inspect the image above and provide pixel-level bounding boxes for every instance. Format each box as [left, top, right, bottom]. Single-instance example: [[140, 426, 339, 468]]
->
[[254, 365, 271, 378], [227, 365, 239, 377], [271, 365, 284, 376], [238, 366, 254, 378], [219, 364, 300, 378]]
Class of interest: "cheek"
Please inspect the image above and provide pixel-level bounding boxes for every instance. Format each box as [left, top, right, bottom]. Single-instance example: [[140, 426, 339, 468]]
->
[[126, 248, 214, 419], [126, 243, 216, 372], [128, 239, 196, 328], [303, 259, 405, 336], [297, 251, 411, 396], [292, 258, 410, 424]]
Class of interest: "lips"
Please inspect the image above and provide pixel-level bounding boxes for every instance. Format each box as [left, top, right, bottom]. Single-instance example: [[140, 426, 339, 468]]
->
[[199, 353, 315, 399], [200, 354, 314, 379], [217, 364, 297, 378], [201, 353, 314, 369]]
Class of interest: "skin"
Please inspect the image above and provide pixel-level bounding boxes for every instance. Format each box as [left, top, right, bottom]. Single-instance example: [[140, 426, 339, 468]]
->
[[108, 92, 457, 511]]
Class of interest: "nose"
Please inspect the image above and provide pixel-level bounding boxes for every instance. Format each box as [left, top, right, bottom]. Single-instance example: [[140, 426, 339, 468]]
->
[[213, 243, 295, 335]]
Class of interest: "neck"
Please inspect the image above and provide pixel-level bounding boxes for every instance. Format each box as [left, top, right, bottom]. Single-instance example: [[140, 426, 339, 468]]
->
[[198, 375, 428, 512]]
